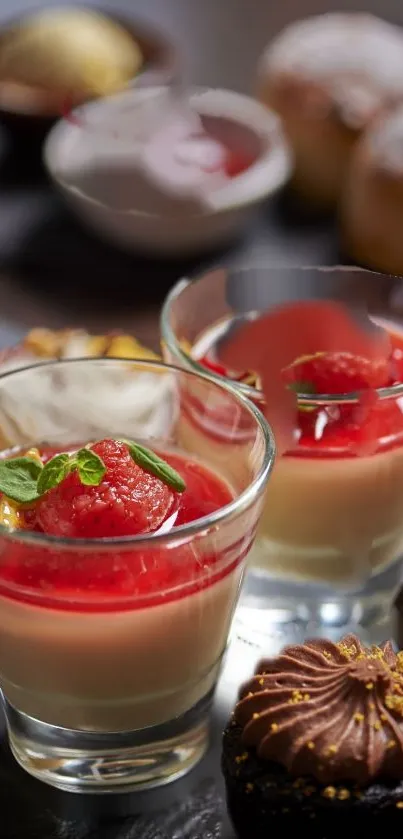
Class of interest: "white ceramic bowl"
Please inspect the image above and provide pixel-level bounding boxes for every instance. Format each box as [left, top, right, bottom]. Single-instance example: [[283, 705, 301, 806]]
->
[[43, 86, 292, 256]]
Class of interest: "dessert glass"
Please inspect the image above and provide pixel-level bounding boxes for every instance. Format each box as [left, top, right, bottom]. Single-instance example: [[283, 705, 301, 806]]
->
[[0, 358, 274, 793], [161, 265, 403, 643]]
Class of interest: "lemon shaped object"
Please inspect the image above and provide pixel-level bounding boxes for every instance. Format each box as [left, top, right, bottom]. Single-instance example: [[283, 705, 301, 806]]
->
[[0, 7, 143, 97]]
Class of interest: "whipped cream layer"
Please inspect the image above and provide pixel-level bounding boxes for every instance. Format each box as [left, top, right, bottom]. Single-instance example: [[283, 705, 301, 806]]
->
[[0, 333, 173, 446]]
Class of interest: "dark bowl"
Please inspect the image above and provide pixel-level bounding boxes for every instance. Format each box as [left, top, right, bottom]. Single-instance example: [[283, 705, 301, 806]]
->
[[0, 4, 180, 161]]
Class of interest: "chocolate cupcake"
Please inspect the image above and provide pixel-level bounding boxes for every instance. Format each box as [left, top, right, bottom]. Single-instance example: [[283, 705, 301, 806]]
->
[[222, 635, 403, 836]]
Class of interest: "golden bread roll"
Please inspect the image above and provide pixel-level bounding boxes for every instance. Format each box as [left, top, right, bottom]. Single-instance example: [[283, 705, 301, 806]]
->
[[0, 7, 142, 99], [342, 105, 403, 275], [257, 13, 403, 209]]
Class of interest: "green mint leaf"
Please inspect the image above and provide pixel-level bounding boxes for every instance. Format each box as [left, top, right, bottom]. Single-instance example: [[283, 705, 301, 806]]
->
[[125, 441, 186, 493], [75, 448, 106, 486], [0, 457, 43, 503], [37, 453, 71, 496]]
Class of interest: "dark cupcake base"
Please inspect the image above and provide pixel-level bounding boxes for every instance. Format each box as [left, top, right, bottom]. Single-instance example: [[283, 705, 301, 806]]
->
[[222, 721, 403, 838]]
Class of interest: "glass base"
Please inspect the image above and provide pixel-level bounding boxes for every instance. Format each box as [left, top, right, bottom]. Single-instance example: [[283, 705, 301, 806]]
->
[[232, 560, 402, 648], [3, 692, 212, 794]]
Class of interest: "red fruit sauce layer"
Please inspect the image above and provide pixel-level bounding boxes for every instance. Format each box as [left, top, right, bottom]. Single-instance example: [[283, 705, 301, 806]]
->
[[0, 441, 248, 612], [223, 149, 254, 178], [284, 328, 403, 456], [199, 326, 403, 457]]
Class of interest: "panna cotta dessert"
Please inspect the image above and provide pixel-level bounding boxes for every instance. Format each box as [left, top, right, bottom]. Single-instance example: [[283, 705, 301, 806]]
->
[[178, 318, 403, 587], [0, 356, 272, 791], [255, 332, 403, 586], [0, 438, 247, 732]]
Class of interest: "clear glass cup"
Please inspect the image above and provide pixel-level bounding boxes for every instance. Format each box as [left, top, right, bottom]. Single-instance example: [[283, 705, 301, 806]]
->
[[0, 358, 274, 793], [161, 265, 403, 644]]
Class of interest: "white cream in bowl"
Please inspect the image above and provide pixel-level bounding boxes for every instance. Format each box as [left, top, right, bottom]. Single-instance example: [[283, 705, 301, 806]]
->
[[44, 86, 292, 255]]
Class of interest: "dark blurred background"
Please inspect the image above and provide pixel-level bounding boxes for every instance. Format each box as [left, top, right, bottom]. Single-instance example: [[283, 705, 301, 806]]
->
[[0, 0, 402, 343], [4, 0, 399, 92]]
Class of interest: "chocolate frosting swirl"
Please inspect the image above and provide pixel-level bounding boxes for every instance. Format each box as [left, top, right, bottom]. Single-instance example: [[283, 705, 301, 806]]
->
[[235, 635, 403, 784]]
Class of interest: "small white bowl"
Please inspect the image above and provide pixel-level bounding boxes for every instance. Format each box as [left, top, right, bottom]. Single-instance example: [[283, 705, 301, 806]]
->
[[44, 86, 292, 257]]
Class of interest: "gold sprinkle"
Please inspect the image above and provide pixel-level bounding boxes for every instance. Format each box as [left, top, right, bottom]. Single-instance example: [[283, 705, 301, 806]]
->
[[307, 741, 315, 750], [396, 801, 403, 809], [386, 694, 403, 715], [396, 652, 403, 673], [293, 778, 304, 789], [354, 712, 364, 723], [388, 740, 397, 749], [366, 682, 374, 690], [373, 721, 382, 731], [369, 702, 375, 711], [252, 713, 260, 720], [288, 689, 305, 704], [245, 783, 254, 794], [323, 786, 336, 799], [258, 678, 264, 686], [24, 327, 64, 357], [337, 789, 350, 800], [271, 723, 279, 733], [327, 745, 338, 755], [235, 752, 249, 764], [303, 693, 310, 701], [106, 335, 160, 362], [381, 714, 387, 721], [337, 642, 357, 659]]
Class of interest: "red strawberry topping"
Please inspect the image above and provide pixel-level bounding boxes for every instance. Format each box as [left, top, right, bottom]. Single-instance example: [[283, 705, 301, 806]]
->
[[224, 149, 254, 178], [36, 439, 176, 538], [199, 354, 229, 377], [280, 347, 403, 455], [282, 351, 392, 395]]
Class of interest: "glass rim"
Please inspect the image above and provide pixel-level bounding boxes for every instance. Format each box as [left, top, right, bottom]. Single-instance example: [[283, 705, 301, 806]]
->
[[0, 356, 275, 549], [160, 264, 403, 404]]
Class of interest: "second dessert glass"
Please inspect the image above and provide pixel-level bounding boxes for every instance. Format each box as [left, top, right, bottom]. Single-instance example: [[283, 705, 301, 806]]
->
[[161, 265, 403, 644], [0, 358, 274, 793]]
